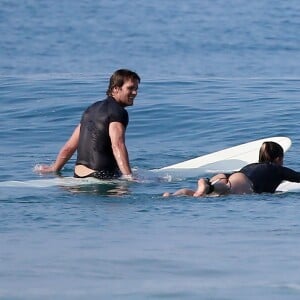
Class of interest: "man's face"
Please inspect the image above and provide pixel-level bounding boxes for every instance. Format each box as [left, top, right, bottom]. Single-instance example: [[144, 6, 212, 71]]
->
[[113, 79, 139, 107]]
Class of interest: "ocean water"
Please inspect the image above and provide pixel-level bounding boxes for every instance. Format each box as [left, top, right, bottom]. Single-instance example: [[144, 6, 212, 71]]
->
[[1, 0, 300, 299]]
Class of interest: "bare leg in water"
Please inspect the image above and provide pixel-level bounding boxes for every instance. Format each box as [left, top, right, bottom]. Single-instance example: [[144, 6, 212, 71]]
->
[[163, 173, 231, 197], [162, 188, 195, 197], [194, 174, 231, 197]]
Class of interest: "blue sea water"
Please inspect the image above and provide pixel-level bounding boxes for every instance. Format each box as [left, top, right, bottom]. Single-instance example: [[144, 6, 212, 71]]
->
[[1, 0, 300, 299]]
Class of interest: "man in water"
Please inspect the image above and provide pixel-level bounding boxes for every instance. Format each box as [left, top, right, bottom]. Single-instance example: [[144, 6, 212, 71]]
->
[[37, 69, 140, 180]]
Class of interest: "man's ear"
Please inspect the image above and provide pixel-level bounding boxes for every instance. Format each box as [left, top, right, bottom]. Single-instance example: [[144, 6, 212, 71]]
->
[[113, 86, 120, 93]]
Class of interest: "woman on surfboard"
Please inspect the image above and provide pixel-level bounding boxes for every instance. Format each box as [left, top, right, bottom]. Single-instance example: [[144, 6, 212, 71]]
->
[[163, 141, 300, 197]]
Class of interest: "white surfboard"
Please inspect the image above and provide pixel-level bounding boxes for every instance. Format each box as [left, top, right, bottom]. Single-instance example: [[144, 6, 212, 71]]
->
[[0, 136, 294, 192], [277, 181, 300, 193], [0, 177, 121, 188], [152, 136, 292, 178]]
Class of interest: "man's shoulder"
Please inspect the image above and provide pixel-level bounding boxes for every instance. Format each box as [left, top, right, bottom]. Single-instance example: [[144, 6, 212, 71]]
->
[[85, 97, 127, 118], [86, 98, 108, 109]]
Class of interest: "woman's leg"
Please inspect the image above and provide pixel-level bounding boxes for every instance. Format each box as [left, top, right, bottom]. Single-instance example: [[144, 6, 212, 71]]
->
[[193, 178, 211, 197], [163, 188, 195, 197], [163, 173, 236, 198], [194, 175, 231, 197]]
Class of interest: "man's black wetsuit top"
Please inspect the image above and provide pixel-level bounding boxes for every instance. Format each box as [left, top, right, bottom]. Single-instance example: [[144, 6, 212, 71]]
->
[[239, 162, 300, 193], [76, 96, 128, 178]]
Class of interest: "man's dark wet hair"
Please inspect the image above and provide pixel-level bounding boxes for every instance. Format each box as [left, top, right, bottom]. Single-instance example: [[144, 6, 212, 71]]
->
[[106, 69, 140, 96]]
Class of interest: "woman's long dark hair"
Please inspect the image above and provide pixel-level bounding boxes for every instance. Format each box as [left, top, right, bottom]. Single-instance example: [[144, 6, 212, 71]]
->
[[259, 141, 284, 163]]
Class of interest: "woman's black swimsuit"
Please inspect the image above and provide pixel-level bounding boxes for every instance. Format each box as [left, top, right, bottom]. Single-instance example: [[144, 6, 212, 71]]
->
[[239, 162, 300, 193]]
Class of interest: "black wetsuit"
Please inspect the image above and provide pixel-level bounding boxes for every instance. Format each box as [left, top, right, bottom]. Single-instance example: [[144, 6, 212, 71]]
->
[[75, 96, 128, 179], [239, 162, 300, 193]]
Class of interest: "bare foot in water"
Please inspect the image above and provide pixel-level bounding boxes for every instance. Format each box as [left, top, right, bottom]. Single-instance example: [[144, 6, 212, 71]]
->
[[162, 192, 171, 197]]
